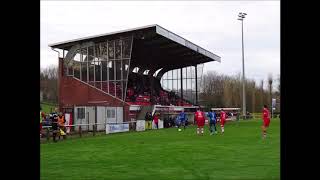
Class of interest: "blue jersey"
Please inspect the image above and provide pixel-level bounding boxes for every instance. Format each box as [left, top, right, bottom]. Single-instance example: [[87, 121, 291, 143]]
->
[[208, 112, 216, 122], [179, 112, 187, 122]]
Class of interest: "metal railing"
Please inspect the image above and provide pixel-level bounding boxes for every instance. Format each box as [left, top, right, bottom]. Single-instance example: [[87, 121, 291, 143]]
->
[[41, 121, 137, 142]]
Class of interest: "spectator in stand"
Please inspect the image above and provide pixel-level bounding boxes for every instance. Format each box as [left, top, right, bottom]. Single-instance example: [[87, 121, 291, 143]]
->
[[165, 97, 169, 105], [133, 85, 137, 94], [150, 96, 155, 105], [127, 88, 134, 98], [131, 88, 136, 102], [159, 96, 164, 105]]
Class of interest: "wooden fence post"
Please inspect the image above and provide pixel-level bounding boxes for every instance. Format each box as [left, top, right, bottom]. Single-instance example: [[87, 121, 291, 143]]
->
[[79, 125, 82, 138]]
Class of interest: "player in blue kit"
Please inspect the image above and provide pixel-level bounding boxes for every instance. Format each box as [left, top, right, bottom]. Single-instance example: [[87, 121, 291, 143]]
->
[[178, 110, 187, 131], [207, 110, 217, 135]]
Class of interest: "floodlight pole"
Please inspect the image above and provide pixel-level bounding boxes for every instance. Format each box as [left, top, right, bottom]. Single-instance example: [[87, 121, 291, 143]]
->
[[195, 65, 198, 105], [180, 68, 183, 102], [238, 12, 247, 119]]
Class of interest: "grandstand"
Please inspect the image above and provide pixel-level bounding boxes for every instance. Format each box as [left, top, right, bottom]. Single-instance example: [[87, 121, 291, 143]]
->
[[49, 24, 220, 125]]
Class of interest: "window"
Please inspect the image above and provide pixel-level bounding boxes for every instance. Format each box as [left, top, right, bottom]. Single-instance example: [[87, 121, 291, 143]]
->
[[77, 107, 85, 119], [63, 108, 73, 113], [107, 109, 116, 118]]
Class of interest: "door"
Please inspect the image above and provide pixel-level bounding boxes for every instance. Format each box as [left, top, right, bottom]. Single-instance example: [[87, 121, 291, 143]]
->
[[86, 106, 96, 131], [97, 106, 106, 131], [74, 106, 86, 132]]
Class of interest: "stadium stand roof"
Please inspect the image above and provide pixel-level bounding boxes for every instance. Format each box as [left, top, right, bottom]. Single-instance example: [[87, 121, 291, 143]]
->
[[49, 24, 221, 71]]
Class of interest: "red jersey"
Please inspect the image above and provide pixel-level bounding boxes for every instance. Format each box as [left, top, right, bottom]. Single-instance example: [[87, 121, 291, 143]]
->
[[195, 110, 205, 127], [195, 111, 205, 121], [153, 115, 159, 124], [263, 108, 270, 121], [220, 111, 226, 121]]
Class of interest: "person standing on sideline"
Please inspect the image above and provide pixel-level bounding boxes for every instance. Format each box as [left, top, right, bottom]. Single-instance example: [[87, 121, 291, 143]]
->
[[262, 105, 271, 139], [195, 107, 205, 135], [145, 112, 152, 130], [207, 110, 217, 135], [51, 113, 58, 142], [220, 109, 227, 134], [57, 112, 66, 140], [153, 112, 159, 129]]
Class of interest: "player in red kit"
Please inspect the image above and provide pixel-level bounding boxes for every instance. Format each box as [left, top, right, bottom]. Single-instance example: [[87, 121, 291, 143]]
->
[[220, 109, 227, 134], [262, 105, 271, 139], [194, 108, 205, 135]]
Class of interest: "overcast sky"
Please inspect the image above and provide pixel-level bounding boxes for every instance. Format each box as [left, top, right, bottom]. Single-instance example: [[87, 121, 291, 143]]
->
[[41, 1, 280, 88]]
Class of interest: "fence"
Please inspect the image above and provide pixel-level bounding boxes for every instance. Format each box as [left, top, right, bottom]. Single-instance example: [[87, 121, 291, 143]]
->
[[41, 121, 137, 142]]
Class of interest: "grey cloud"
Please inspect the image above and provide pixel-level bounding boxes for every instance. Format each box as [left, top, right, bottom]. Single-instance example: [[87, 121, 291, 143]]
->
[[41, 1, 280, 84]]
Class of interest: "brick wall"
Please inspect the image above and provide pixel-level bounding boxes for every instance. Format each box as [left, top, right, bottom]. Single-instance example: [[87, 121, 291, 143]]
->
[[58, 58, 130, 121]]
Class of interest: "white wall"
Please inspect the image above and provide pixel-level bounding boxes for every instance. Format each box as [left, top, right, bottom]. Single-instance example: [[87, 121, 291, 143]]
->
[[97, 106, 106, 131], [105, 107, 123, 124], [75, 106, 124, 131], [86, 106, 96, 131], [116, 107, 123, 123], [74, 106, 86, 131]]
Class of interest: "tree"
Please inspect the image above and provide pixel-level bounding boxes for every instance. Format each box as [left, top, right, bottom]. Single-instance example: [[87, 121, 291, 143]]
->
[[200, 71, 226, 107], [223, 76, 232, 107], [251, 81, 256, 113], [40, 65, 58, 103], [200, 71, 274, 113], [260, 79, 264, 108]]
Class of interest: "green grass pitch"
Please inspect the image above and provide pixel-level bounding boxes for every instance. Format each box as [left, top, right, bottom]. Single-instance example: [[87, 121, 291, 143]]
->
[[41, 118, 280, 180]]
